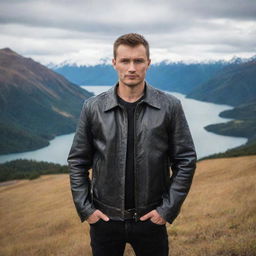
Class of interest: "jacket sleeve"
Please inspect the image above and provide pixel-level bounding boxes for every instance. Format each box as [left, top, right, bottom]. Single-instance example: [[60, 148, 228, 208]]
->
[[156, 99, 197, 224], [67, 100, 96, 222]]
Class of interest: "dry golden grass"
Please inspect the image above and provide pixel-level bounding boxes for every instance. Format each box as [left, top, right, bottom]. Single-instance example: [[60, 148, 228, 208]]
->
[[170, 156, 256, 256], [0, 155, 256, 256]]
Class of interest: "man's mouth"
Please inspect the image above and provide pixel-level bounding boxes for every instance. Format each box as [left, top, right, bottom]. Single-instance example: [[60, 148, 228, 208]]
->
[[125, 75, 137, 79]]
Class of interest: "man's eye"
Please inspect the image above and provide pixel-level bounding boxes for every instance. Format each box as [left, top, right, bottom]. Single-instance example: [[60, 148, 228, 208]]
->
[[135, 59, 144, 63], [121, 59, 129, 63]]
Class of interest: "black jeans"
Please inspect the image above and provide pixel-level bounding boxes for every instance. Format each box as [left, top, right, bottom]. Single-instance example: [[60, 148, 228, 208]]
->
[[89, 219, 169, 256]]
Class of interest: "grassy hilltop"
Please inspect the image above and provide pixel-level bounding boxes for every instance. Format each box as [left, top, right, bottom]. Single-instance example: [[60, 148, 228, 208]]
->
[[0, 155, 255, 256]]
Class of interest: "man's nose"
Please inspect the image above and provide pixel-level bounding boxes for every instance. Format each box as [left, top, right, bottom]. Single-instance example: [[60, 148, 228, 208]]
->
[[128, 62, 136, 72]]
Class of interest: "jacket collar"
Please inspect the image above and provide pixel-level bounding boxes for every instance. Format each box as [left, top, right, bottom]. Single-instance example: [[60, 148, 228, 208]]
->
[[104, 81, 161, 112]]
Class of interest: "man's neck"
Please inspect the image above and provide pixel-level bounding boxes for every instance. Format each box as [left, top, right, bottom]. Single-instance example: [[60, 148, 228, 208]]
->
[[117, 82, 145, 103]]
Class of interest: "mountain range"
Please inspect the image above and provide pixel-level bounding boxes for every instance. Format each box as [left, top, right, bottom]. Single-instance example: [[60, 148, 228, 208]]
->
[[53, 57, 256, 101], [0, 48, 92, 154], [53, 62, 227, 94]]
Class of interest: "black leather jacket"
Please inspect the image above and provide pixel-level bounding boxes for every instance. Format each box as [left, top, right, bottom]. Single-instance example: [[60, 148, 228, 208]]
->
[[68, 83, 197, 224]]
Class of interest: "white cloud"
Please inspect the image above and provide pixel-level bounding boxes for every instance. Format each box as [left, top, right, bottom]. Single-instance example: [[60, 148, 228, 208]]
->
[[0, 0, 255, 65]]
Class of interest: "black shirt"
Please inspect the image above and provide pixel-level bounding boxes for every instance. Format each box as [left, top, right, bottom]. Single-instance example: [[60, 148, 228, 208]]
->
[[117, 94, 144, 210]]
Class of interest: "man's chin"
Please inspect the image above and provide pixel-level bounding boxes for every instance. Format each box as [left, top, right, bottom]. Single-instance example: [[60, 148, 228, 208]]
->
[[122, 80, 143, 88]]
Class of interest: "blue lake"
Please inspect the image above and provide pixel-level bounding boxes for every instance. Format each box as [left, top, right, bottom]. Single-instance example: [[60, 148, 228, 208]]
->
[[0, 86, 247, 164]]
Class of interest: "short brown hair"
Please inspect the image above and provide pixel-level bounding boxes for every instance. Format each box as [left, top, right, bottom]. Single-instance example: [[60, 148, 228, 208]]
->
[[113, 33, 150, 59]]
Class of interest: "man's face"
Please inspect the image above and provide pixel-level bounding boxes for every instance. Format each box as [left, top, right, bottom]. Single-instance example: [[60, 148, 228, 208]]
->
[[112, 44, 151, 88]]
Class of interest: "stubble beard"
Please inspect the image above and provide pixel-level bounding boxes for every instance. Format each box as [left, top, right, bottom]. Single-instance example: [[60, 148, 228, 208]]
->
[[123, 81, 142, 88]]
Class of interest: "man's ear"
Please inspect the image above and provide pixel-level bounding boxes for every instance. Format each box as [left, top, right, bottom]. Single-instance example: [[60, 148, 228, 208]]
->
[[112, 58, 116, 69], [146, 59, 151, 69], [148, 59, 151, 67]]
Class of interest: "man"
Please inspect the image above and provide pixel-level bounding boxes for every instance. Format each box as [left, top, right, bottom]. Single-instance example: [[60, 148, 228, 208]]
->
[[68, 33, 197, 256]]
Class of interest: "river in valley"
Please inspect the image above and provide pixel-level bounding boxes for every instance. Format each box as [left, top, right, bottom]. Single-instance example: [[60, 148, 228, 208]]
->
[[0, 86, 247, 164]]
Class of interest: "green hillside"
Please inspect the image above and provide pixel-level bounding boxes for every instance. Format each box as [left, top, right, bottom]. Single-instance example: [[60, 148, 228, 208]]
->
[[0, 48, 93, 154], [205, 101, 256, 141], [205, 119, 256, 141], [219, 100, 256, 120], [185, 60, 256, 159], [200, 140, 256, 160], [202, 101, 256, 159], [0, 159, 68, 182], [187, 61, 256, 106]]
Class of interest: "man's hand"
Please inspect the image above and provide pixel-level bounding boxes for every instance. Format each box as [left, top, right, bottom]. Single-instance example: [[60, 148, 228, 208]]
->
[[87, 209, 110, 224], [140, 210, 167, 225]]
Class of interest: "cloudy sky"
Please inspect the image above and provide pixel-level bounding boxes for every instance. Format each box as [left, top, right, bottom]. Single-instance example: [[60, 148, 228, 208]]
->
[[0, 0, 255, 65]]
